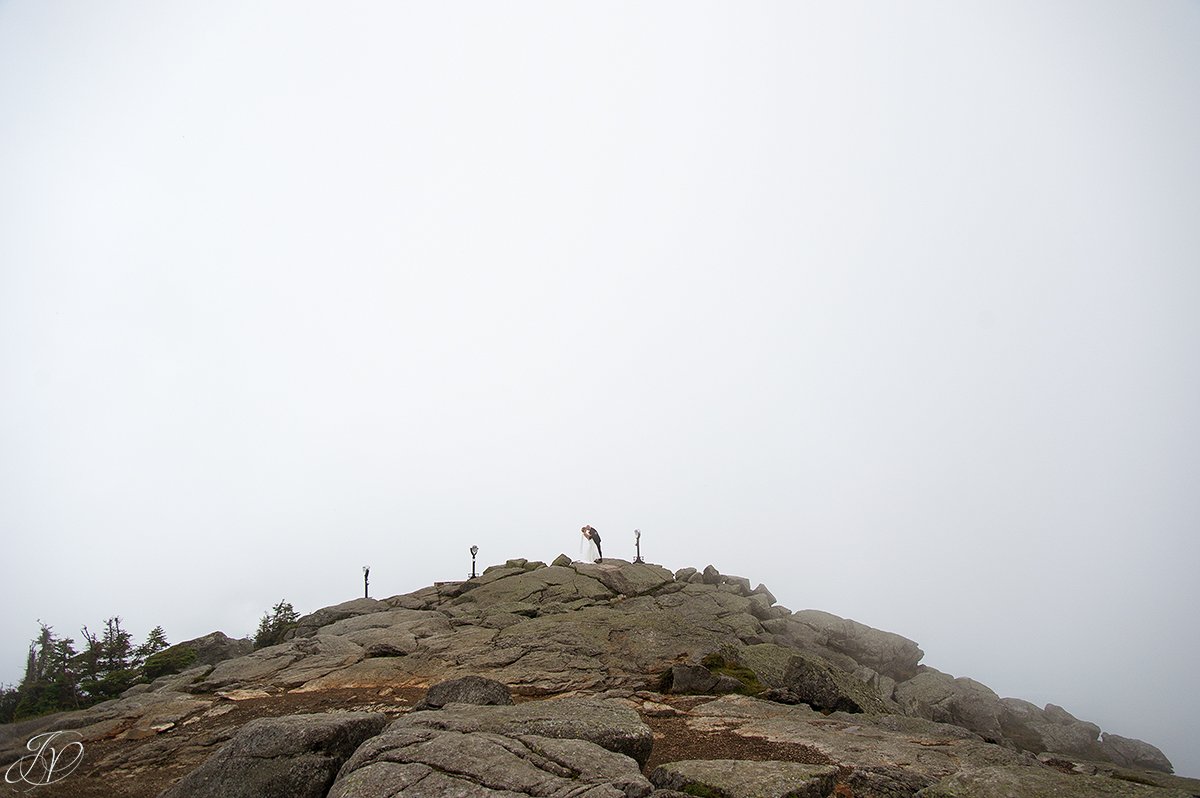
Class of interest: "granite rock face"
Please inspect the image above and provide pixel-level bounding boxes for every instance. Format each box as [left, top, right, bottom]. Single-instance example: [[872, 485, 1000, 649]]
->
[[998, 697, 1106, 761], [394, 696, 654, 767], [158, 712, 388, 798], [790, 609, 925, 682], [664, 663, 746, 696], [1101, 733, 1176, 774], [740, 643, 889, 714], [411, 674, 513, 710], [651, 759, 837, 798], [915, 765, 1194, 798], [167, 631, 253, 668], [893, 669, 1007, 743], [289, 598, 388, 641], [329, 726, 653, 798], [0, 556, 1184, 798]]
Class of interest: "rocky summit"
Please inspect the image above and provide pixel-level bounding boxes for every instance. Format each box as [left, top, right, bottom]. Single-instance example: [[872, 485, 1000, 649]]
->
[[1, 557, 1194, 798]]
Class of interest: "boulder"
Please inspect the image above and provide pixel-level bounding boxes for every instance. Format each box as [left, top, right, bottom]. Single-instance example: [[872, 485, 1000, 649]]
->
[[701, 564, 722, 585], [168, 631, 253, 668], [751, 583, 777, 604], [392, 696, 654, 767], [329, 726, 652, 798], [570, 560, 675, 597], [853, 665, 898, 707], [651, 759, 837, 798], [999, 698, 1104, 760], [747, 593, 775, 620], [739, 644, 889, 714], [917, 764, 1193, 797], [719, 574, 753, 596], [894, 669, 1006, 743], [791, 609, 924, 682], [358, 634, 418, 658], [664, 664, 745, 696], [1100, 732, 1174, 774], [412, 675, 513, 710], [551, 552, 573, 567], [158, 711, 387, 798]]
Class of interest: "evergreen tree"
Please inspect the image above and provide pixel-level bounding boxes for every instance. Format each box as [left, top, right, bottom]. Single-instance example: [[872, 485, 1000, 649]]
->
[[23, 642, 37, 685], [133, 625, 169, 670], [7, 618, 174, 719], [79, 617, 138, 701], [13, 623, 79, 719], [0, 683, 18, 724], [254, 600, 300, 649], [101, 616, 133, 673], [80, 625, 102, 685]]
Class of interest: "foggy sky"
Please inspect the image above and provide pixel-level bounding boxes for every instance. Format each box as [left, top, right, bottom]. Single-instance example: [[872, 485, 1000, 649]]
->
[[2, 1, 1198, 777]]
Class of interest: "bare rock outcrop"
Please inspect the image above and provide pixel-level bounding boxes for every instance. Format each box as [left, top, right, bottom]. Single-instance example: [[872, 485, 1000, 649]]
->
[[893, 668, 1007, 744], [328, 726, 653, 798], [394, 696, 654, 767], [411, 674, 513, 710], [739, 643, 890, 714], [651, 759, 837, 797], [1101, 732, 1176, 774], [3, 555, 1185, 798], [789, 609, 924, 682], [916, 765, 1193, 797], [999, 697, 1106, 761], [158, 711, 388, 798]]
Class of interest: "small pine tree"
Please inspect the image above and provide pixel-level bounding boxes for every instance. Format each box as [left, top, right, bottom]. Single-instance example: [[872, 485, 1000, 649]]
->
[[0, 683, 19, 724], [47, 636, 81, 710], [254, 600, 300, 649], [79, 617, 138, 701], [101, 617, 133, 673], [8, 618, 173, 718], [133, 626, 169, 670], [14, 623, 78, 720]]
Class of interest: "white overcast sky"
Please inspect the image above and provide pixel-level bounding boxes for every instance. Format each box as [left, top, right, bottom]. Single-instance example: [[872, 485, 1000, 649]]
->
[[2, 0, 1198, 777]]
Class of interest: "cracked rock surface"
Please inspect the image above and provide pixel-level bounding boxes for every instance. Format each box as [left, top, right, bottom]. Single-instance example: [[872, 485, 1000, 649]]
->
[[2, 556, 1191, 798], [329, 726, 652, 798], [394, 696, 653, 768], [158, 711, 388, 798]]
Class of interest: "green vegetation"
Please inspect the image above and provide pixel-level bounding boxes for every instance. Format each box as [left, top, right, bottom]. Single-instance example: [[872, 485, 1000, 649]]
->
[[658, 649, 767, 697], [700, 651, 766, 696], [1, 601, 297, 723], [254, 599, 300, 649], [143, 646, 198, 681], [0, 618, 171, 723], [1113, 772, 1161, 787]]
